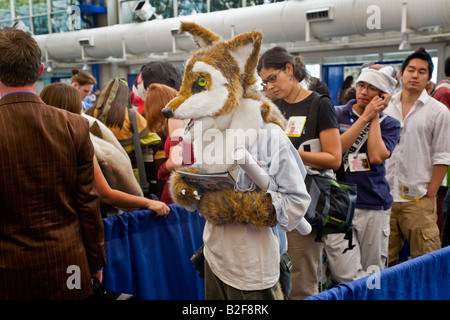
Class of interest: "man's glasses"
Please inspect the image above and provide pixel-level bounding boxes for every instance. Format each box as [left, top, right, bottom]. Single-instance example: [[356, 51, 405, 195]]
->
[[355, 82, 380, 94], [261, 68, 284, 88]]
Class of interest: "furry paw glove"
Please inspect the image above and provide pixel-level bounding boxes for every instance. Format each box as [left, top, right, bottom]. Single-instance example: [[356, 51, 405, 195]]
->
[[198, 189, 277, 228], [169, 166, 205, 211], [169, 167, 277, 228]]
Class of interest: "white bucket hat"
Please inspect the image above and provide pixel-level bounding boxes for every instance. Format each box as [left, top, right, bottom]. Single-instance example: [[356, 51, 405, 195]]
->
[[356, 66, 397, 94]]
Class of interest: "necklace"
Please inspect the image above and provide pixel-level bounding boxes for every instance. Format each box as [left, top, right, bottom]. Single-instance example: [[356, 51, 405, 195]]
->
[[287, 85, 302, 104]]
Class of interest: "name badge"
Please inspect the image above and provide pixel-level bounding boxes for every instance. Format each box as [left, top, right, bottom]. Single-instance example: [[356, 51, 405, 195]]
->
[[348, 153, 371, 172], [285, 116, 306, 137], [400, 185, 420, 202]]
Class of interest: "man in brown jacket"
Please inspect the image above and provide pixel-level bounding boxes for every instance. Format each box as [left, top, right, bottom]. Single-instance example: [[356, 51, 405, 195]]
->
[[0, 27, 106, 299]]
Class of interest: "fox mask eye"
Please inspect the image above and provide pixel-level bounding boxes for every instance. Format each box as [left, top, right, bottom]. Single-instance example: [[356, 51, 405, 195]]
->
[[192, 76, 208, 94]]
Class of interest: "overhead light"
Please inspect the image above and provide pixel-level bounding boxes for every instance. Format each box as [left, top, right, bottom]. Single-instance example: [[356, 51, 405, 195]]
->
[[79, 37, 94, 47], [82, 63, 89, 71], [134, 0, 156, 21], [399, 33, 411, 51], [46, 64, 53, 73], [11, 20, 31, 33]]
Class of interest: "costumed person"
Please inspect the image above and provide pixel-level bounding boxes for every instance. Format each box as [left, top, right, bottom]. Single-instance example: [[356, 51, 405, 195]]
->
[[85, 78, 162, 198], [144, 83, 193, 204], [328, 64, 401, 282], [71, 69, 97, 110], [162, 22, 311, 300], [40, 82, 170, 218], [258, 47, 342, 299], [132, 61, 182, 114]]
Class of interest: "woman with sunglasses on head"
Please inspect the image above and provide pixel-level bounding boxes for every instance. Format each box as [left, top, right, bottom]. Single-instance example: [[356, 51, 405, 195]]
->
[[258, 46, 342, 299]]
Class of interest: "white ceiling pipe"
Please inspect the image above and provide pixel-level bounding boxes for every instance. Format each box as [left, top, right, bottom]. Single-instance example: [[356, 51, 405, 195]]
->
[[35, 0, 450, 61]]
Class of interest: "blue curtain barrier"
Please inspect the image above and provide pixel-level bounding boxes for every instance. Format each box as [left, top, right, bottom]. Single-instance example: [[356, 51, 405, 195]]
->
[[307, 246, 450, 300], [102, 205, 206, 300]]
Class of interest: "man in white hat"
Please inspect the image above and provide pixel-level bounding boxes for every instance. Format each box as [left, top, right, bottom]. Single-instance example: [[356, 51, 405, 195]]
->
[[323, 64, 402, 284]]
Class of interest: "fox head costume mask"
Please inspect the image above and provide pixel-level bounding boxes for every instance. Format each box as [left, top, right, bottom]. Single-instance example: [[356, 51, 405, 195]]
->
[[162, 22, 286, 128]]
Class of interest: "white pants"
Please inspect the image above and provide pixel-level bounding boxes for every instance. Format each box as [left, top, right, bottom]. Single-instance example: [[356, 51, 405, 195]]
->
[[324, 208, 391, 283]]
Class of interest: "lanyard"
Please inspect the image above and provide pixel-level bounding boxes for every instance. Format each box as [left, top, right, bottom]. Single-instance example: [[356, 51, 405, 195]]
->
[[343, 112, 388, 171], [348, 110, 357, 125]]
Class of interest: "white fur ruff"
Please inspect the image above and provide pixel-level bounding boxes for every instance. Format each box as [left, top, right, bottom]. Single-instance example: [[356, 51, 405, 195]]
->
[[184, 97, 263, 173]]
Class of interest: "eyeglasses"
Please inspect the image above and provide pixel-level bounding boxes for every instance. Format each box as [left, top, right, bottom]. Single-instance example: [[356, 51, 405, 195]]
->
[[355, 82, 380, 94], [261, 68, 284, 88]]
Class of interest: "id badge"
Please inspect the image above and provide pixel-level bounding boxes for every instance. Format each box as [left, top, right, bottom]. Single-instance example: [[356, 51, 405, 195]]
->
[[285, 116, 306, 137], [348, 153, 371, 172], [400, 185, 420, 202]]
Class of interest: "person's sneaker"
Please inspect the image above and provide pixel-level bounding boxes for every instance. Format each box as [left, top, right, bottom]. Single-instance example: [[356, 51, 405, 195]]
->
[[92, 279, 136, 300]]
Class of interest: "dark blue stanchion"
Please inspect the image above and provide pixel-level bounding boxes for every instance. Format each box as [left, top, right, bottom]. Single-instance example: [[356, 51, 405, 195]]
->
[[307, 246, 450, 300], [102, 204, 205, 300]]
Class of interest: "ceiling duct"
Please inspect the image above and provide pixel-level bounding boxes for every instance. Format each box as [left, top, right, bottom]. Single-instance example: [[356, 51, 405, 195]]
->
[[35, 0, 450, 62], [306, 7, 334, 22]]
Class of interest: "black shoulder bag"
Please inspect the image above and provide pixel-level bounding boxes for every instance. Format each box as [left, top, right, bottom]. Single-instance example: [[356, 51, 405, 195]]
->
[[300, 94, 357, 253]]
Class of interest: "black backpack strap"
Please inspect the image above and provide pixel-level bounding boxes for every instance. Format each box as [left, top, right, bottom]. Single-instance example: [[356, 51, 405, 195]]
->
[[314, 214, 324, 243], [343, 229, 356, 253], [298, 93, 333, 144], [129, 107, 150, 195], [297, 94, 321, 145]]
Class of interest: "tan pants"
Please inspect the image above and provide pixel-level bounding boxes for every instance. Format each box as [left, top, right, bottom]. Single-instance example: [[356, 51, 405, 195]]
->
[[324, 209, 390, 284], [286, 230, 324, 299], [288, 209, 390, 299], [389, 196, 441, 262]]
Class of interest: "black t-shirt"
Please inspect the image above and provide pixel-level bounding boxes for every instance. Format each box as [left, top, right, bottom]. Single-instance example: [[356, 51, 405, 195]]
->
[[274, 91, 339, 149]]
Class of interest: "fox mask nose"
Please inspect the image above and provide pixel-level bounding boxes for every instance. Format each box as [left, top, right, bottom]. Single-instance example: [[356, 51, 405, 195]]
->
[[162, 107, 174, 118]]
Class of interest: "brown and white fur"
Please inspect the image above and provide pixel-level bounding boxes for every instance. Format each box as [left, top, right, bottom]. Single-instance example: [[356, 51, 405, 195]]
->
[[163, 22, 286, 229]]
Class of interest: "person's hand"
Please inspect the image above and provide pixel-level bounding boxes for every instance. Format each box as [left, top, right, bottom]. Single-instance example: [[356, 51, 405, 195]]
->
[[91, 269, 103, 283], [426, 190, 438, 209], [362, 95, 388, 122], [379, 92, 391, 110], [147, 200, 170, 217]]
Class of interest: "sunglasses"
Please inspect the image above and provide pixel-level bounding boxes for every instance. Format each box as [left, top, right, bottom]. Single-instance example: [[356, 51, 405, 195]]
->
[[261, 68, 284, 88]]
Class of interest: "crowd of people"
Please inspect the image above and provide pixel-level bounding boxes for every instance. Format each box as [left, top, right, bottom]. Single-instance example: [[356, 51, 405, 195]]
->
[[0, 26, 449, 300]]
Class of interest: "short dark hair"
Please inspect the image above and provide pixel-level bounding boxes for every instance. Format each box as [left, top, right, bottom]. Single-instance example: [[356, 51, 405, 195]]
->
[[308, 77, 330, 95], [401, 47, 434, 79], [257, 46, 308, 83], [0, 27, 42, 87]]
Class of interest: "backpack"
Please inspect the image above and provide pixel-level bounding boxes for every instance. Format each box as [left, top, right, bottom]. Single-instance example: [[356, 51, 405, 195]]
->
[[298, 94, 356, 252]]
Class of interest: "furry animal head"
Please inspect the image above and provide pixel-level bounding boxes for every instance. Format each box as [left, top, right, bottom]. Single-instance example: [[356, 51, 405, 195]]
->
[[162, 23, 264, 120]]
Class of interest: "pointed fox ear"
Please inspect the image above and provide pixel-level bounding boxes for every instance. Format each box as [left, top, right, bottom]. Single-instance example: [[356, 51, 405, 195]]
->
[[179, 22, 220, 48], [227, 31, 263, 88]]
